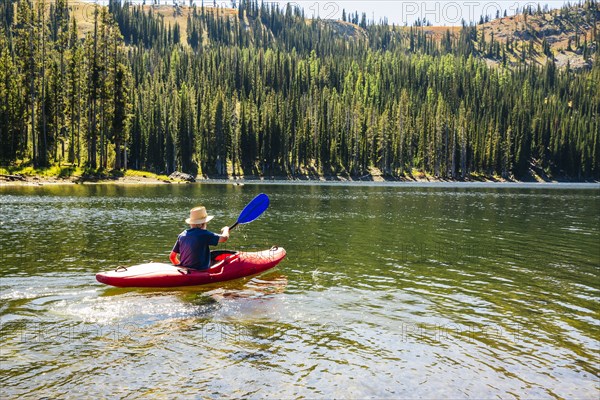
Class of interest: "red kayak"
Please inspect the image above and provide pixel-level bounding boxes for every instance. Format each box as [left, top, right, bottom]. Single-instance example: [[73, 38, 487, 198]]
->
[[96, 247, 286, 288]]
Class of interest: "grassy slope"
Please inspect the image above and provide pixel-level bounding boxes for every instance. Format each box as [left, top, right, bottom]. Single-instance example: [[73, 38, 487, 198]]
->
[[477, 7, 599, 69], [64, 2, 598, 71], [0, 164, 171, 181]]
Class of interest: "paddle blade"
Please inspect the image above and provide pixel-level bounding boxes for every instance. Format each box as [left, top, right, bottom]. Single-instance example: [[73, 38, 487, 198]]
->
[[236, 193, 270, 225]]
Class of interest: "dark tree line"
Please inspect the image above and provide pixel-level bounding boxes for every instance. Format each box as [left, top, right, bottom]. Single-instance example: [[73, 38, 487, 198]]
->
[[0, 0, 132, 169], [1, 0, 599, 179]]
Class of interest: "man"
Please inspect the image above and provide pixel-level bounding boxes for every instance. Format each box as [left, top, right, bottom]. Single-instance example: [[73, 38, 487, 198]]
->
[[170, 206, 230, 270]]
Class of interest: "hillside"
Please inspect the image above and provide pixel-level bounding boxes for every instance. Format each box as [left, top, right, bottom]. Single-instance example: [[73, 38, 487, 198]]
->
[[477, 3, 599, 69], [67, 2, 599, 70], [136, 3, 599, 70], [1, 0, 598, 181]]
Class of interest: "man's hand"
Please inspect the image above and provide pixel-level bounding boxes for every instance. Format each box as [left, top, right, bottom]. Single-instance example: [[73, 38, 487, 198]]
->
[[219, 226, 230, 243]]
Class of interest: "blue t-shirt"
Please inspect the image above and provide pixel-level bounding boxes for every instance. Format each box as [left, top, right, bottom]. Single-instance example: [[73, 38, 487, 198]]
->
[[172, 228, 220, 270]]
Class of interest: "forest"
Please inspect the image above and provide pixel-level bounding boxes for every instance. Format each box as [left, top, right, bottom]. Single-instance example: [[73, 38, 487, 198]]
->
[[0, 0, 599, 180]]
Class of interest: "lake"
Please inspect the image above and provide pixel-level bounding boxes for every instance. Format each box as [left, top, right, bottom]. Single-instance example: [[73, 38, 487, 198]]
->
[[1, 182, 599, 398]]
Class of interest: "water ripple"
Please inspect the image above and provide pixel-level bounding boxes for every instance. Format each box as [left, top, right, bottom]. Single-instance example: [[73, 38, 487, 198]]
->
[[1, 185, 599, 398]]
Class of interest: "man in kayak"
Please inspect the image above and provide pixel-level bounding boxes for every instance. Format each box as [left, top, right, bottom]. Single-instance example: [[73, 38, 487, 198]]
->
[[169, 206, 230, 270]]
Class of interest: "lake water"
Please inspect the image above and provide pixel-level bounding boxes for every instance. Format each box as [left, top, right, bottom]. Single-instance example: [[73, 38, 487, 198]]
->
[[1, 183, 599, 398]]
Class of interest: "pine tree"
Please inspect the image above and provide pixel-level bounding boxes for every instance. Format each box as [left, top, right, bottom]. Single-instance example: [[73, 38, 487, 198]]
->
[[0, 0, 597, 180]]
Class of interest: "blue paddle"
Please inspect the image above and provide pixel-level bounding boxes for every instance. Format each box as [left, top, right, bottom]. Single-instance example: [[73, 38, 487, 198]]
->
[[229, 193, 270, 230]]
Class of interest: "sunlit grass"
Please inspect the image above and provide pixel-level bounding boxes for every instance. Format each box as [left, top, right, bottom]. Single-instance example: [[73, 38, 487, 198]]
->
[[0, 164, 172, 181], [123, 169, 171, 181], [0, 165, 80, 177]]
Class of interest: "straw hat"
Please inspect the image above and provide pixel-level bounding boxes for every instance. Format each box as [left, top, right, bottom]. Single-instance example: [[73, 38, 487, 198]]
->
[[185, 206, 214, 225]]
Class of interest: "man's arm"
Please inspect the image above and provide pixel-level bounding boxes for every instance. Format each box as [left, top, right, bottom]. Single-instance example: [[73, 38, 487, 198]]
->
[[218, 226, 230, 243], [170, 251, 180, 265]]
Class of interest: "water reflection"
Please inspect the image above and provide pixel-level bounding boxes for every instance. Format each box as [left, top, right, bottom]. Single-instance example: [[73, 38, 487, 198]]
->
[[0, 184, 598, 398]]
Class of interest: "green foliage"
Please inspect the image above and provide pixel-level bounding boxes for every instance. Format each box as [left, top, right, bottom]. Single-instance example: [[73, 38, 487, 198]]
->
[[0, 0, 598, 180]]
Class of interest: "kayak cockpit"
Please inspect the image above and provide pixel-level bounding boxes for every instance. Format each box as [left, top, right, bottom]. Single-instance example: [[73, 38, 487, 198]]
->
[[210, 250, 238, 266]]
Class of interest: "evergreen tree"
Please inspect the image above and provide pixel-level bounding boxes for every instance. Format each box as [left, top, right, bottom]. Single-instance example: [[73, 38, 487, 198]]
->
[[0, 0, 597, 180]]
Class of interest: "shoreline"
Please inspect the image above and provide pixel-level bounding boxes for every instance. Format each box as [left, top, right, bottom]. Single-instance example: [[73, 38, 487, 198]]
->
[[1, 173, 598, 188], [0, 174, 173, 187]]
